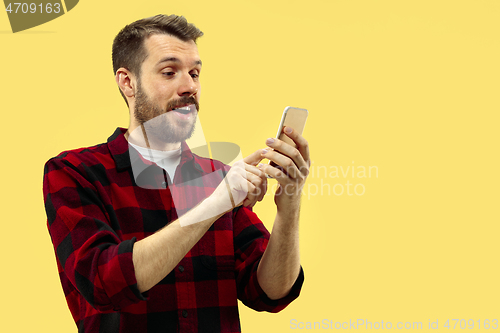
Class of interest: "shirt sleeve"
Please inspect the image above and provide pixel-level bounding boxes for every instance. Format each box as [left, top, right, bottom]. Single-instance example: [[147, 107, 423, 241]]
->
[[232, 206, 304, 313], [43, 155, 147, 313]]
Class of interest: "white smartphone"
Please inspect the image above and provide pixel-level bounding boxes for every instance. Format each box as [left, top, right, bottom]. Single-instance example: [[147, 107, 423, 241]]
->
[[267, 106, 308, 178]]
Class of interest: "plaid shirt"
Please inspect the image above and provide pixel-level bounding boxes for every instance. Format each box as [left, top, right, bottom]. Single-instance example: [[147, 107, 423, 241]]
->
[[43, 127, 304, 333]]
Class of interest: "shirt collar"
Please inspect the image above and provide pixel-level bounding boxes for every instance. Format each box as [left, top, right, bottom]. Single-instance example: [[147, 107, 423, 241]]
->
[[107, 127, 204, 173]]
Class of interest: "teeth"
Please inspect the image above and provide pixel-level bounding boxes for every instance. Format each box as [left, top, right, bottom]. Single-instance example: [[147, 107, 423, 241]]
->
[[173, 106, 190, 111]]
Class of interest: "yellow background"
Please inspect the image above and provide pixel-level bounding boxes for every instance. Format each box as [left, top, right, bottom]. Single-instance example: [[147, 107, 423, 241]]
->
[[1, 0, 499, 331]]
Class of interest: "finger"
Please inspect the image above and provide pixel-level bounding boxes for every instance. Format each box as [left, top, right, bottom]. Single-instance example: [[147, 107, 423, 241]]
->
[[246, 164, 267, 203], [282, 126, 310, 167], [243, 149, 265, 166], [257, 175, 267, 202], [265, 138, 308, 177], [260, 148, 299, 179], [259, 160, 290, 186], [229, 161, 247, 178], [245, 171, 264, 189], [256, 165, 268, 195], [244, 163, 266, 179], [248, 198, 258, 208], [245, 163, 268, 198], [243, 180, 257, 206], [245, 171, 267, 201]]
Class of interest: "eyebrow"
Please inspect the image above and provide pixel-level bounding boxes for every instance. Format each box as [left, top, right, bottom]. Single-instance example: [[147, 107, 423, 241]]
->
[[156, 57, 202, 67]]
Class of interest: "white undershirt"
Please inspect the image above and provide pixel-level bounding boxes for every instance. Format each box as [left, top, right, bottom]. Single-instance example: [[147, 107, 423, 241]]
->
[[128, 141, 182, 181]]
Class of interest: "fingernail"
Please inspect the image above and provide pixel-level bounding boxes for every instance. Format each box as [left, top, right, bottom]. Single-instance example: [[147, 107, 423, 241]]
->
[[261, 149, 269, 155], [266, 138, 275, 145], [257, 163, 264, 168], [285, 127, 293, 134]]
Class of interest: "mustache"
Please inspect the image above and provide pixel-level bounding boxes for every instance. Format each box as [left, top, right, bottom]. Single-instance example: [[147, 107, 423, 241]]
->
[[166, 96, 199, 112]]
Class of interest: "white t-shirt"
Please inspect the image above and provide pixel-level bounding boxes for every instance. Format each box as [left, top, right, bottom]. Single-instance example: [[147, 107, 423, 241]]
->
[[128, 141, 182, 181]]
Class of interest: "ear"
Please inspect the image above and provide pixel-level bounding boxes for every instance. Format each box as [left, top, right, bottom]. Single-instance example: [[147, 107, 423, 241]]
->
[[115, 67, 137, 100]]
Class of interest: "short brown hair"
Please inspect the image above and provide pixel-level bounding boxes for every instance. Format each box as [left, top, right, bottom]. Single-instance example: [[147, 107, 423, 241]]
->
[[112, 14, 204, 106]]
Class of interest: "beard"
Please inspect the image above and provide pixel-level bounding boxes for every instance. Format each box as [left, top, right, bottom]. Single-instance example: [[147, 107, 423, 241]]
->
[[133, 80, 199, 144]]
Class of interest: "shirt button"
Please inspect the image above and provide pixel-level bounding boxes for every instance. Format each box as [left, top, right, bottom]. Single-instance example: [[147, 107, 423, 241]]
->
[[161, 181, 168, 188], [178, 265, 184, 273], [182, 310, 188, 318]]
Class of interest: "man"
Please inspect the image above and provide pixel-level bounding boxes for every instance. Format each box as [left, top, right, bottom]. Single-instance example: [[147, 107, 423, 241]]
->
[[43, 14, 310, 332]]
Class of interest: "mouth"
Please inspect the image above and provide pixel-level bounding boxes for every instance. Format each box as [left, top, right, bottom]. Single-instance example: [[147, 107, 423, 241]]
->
[[170, 104, 195, 114], [169, 104, 196, 120]]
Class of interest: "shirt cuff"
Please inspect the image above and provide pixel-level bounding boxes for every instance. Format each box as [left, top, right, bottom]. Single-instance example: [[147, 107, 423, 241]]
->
[[252, 265, 305, 313], [99, 238, 149, 311]]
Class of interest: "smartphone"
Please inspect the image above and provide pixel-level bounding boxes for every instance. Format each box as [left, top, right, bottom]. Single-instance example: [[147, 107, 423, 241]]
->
[[267, 106, 308, 178]]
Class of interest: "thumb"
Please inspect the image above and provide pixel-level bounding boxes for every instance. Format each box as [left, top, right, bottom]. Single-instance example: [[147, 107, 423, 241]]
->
[[243, 149, 265, 166]]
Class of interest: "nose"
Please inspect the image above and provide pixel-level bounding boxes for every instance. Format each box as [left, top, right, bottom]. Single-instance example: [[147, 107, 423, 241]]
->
[[177, 72, 198, 98]]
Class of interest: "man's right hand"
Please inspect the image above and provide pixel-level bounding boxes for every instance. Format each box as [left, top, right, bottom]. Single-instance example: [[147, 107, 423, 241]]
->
[[210, 149, 268, 213]]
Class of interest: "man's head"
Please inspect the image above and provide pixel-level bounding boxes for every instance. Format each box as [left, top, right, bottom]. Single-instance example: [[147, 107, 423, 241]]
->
[[112, 14, 203, 106], [113, 15, 204, 145]]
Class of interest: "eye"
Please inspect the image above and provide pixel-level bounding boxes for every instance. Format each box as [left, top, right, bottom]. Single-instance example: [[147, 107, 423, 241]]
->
[[190, 71, 199, 79], [162, 71, 175, 77]]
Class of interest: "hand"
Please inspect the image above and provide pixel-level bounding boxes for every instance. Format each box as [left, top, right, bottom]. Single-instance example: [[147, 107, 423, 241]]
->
[[259, 126, 310, 208], [210, 150, 267, 213], [241, 149, 268, 208]]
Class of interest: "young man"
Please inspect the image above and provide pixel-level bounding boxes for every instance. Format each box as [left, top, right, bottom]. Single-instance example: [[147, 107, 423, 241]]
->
[[43, 14, 310, 332]]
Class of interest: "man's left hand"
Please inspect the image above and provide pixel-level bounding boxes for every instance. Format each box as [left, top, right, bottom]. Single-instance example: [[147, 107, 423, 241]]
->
[[259, 126, 310, 209]]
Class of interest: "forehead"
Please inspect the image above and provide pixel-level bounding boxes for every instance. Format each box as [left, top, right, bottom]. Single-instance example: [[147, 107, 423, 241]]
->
[[142, 34, 200, 68]]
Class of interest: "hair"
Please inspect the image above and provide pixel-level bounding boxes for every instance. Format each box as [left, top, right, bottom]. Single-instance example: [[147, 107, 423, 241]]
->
[[112, 14, 204, 106]]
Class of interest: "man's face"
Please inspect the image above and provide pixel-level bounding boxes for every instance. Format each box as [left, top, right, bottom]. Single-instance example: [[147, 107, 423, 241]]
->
[[133, 34, 202, 144]]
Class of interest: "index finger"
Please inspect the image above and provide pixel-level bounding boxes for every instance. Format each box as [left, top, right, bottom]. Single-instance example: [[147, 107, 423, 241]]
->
[[243, 149, 265, 166], [282, 126, 310, 163]]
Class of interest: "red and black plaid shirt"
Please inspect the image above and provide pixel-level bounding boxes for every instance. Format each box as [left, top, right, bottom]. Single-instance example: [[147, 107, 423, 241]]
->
[[43, 127, 304, 333]]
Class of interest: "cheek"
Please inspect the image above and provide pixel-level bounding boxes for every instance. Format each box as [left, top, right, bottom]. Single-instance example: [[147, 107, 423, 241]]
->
[[151, 81, 174, 99], [156, 87, 172, 100]]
